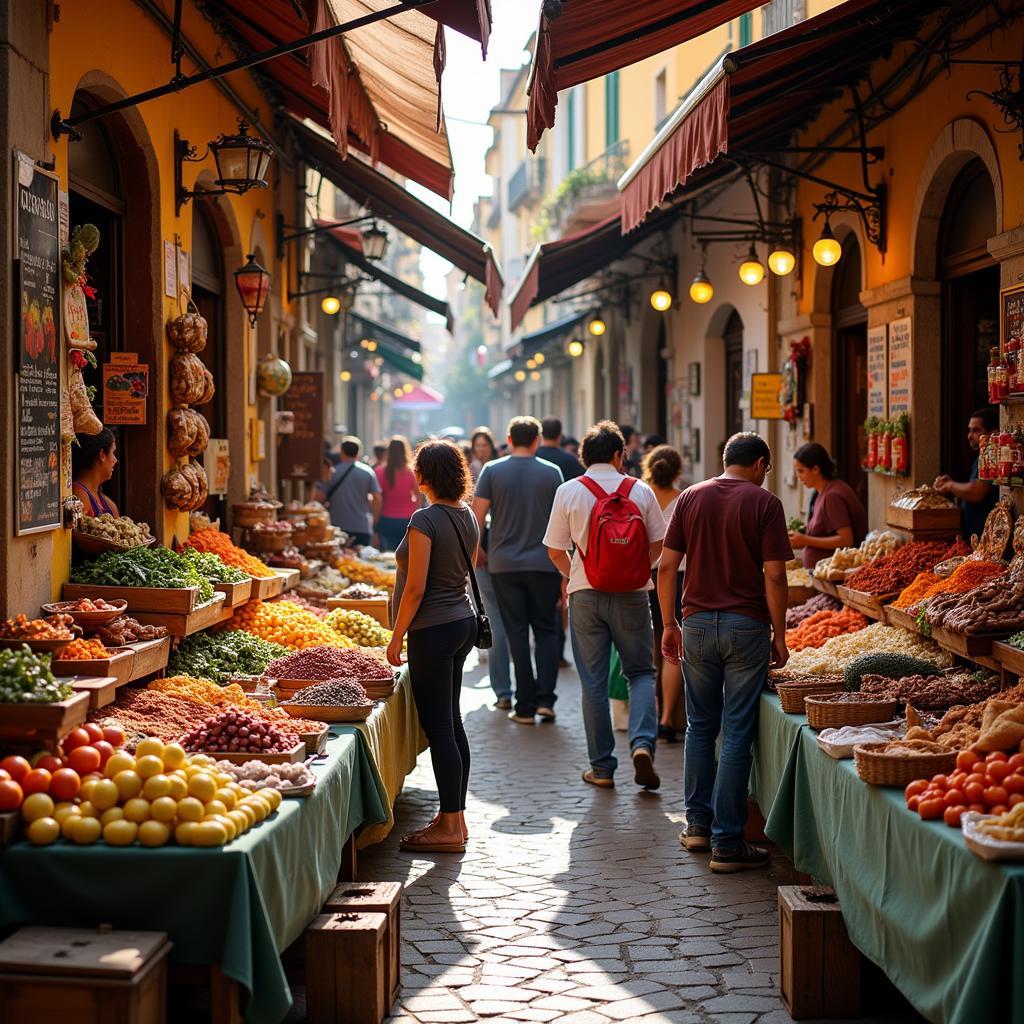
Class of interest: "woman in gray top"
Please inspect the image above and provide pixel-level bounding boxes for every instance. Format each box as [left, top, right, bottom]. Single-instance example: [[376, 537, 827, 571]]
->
[[387, 440, 479, 854]]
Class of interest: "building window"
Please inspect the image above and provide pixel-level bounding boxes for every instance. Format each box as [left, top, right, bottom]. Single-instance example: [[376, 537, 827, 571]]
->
[[567, 91, 576, 172], [653, 70, 667, 130], [605, 71, 620, 147], [738, 13, 753, 47]]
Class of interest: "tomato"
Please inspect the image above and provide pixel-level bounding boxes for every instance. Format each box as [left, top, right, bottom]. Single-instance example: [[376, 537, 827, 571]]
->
[[919, 798, 945, 820], [931, 775, 949, 790], [943, 805, 966, 828], [991, 805, 1009, 816], [905, 779, 929, 801], [948, 772, 967, 789], [987, 761, 1012, 783], [944, 788, 966, 808], [1004, 774, 1024, 795], [956, 750, 980, 772], [984, 786, 1009, 807], [91, 741, 114, 768], [1008, 753, 1024, 773], [102, 725, 126, 749], [82, 723, 104, 744], [965, 782, 985, 804], [0, 756, 30, 782], [1009, 793, 1024, 808], [0, 780, 23, 811], [62, 728, 91, 753], [36, 755, 63, 773], [20, 769, 51, 795], [65, 746, 101, 776], [907, 795, 922, 812], [965, 772, 986, 789], [49, 768, 80, 802], [969, 803, 987, 814], [0, 770, 9, 783]]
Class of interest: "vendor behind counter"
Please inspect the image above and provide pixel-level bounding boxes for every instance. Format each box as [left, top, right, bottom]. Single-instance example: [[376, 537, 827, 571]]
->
[[72, 427, 119, 518], [934, 407, 999, 542]]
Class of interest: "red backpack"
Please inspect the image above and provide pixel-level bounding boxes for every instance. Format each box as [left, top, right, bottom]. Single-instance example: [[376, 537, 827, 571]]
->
[[577, 476, 651, 592]]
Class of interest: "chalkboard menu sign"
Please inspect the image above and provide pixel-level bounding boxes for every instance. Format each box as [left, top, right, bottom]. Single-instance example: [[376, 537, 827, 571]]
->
[[14, 152, 62, 535], [1001, 283, 1024, 356], [278, 371, 324, 480]]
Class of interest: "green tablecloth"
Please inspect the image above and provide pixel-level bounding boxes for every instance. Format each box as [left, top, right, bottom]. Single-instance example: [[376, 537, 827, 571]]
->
[[0, 729, 388, 1024], [757, 695, 1024, 1024], [750, 692, 807, 812]]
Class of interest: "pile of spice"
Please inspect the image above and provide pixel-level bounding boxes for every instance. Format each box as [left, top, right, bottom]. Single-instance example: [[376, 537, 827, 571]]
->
[[899, 559, 1005, 614], [860, 670, 1000, 710], [226, 599, 350, 649], [283, 678, 371, 707], [268, 593, 327, 618], [786, 593, 841, 630], [91, 687, 211, 744], [184, 527, 276, 578], [266, 645, 392, 682], [783, 622, 953, 676], [785, 608, 868, 652], [844, 540, 965, 595], [892, 572, 943, 610], [55, 637, 111, 661]]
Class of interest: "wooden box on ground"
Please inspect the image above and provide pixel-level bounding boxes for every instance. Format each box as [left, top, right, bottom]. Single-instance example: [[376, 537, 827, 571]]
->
[[324, 882, 402, 1007], [306, 912, 389, 1024], [778, 885, 860, 1020], [0, 925, 172, 1024], [324, 597, 391, 627], [886, 505, 962, 534]]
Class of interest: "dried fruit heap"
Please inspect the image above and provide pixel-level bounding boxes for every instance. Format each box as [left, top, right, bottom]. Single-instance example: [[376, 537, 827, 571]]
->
[[267, 645, 392, 682], [786, 593, 841, 630], [226, 600, 351, 649]]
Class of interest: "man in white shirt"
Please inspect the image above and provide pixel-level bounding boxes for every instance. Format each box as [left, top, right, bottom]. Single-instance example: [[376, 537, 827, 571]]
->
[[543, 420, 666, 790]]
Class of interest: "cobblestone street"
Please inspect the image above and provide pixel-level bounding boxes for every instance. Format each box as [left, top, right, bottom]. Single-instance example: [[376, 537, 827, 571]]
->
[[357, 657, 919, 1024]]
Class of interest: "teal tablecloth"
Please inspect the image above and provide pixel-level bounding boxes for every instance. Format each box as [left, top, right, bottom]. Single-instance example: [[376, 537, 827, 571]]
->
[[750, 692, 807, 812], [0, 728, 388, 1024], [757, 695, 1024, 1024]]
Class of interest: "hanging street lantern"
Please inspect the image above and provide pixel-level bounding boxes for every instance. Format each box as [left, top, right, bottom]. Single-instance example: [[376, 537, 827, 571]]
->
[[361, 221, 389, 261], [234, 254, 272, 328], [588, 317, 606, 337], [650, 284, 673, 311], [738, 243, 765, 286], [812, 220, 843, 267], [568, 339, 585, 358], [321, 295, 341, 315], [768, 247, 796, 276], [688, 269, 714, 304], [210, 119, 273, 194], [256, 353, 292, 396]]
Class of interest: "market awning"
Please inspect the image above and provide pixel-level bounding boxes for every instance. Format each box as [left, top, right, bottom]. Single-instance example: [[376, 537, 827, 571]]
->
[[377, 345, 424, 381], [394, 382, 445, 408], [526, 0, 763, 151], [349, 311, 422, 353], [618, 0, 930, 233], [518, 309, 587, 354], [487, 358, 514, 380], [295, 118, 503, 315], [509, 207, 679, 330]]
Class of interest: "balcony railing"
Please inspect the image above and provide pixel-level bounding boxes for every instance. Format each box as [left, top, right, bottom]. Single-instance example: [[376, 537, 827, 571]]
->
[[508, 158, 546, 212], [762, 0, 805, 37]]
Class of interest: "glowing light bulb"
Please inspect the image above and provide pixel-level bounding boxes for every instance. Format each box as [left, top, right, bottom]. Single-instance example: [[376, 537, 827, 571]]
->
[[768, 248, 796, 276], [321, 295, 341, 315], [588, 318, 606, 337], [534, 352, 545, 365], [650, 288, 672, 312], [738, 244, 765, 286], [339, 370, 352, 382], [514, 370, 527, 382], [568, 339, 585, 358], [813, 223, 842, 267], [688, 271, 714, 305], [530, 370, 541, 381]]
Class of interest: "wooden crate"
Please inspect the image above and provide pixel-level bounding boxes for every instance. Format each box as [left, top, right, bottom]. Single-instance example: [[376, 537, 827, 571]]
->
[[296, 724, 331, 754], [786, 586, 815, 609], [324, 597, 391, 627], [778, 886, 860, 1020], [277, 567, 301, 592], [323, 882, 402, 1009], [0, 692, 89, 749], [932, 625, 1012, 660], [250, 573, 285, 601], [883, 605, 922, 633], [66, 674, 120, 710], [0, 811, 19, 847], [61, 583, 199, 614], [125, 637, 171, 679], [811, 577, 839, 599], [0, 926, 171, 1024], [215, 578, 253, 608], [131, 593, 229, 637], [993, 641, 1024, 677], [202, 740, 306, 765], [52, 646, 136, 687], [886, 505, 962, 533], [836, 586, 897, 621], [306, 912, 388, 1024]]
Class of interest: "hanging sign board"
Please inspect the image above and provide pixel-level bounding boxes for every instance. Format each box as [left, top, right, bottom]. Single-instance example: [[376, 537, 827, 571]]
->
[[278, 371, 324, 480], [867, 323, 888, 419], [204, 438, 230, 495], [888, 317, 912, 415], [750, 373, 784, 420], [1001, 283, 1024, 354], [63, 283, 90, 347], [102, 352, 149, 425], [14, 152, 62, 535]]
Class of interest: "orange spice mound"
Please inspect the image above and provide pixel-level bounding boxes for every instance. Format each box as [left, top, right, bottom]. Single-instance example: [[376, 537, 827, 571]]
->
[[184, 527, 275, 578], [845, 540, 963, 595], [893, 572, 943, 610], [785, 608, 868, 652], [225, 599, 347, 650]]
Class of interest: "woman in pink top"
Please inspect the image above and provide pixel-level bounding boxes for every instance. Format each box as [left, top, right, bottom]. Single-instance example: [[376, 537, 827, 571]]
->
[[375, 436, 422, 551]]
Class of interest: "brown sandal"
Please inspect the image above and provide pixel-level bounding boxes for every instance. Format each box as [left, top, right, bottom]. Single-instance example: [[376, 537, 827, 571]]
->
[[399, 831, 466, 854]]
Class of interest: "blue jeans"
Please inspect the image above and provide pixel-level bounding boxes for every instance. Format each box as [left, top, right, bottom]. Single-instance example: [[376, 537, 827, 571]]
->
[[476, 567, 511, 700], [376, 516, 410, 552], [681, 611, 771, 849], [569, 589, 657, 775]]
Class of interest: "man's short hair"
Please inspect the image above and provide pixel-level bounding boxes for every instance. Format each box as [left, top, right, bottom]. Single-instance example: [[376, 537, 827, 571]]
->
[[508, 416, 541, 448], [541, 417, 563, 441], [372, 442, 387, 459], [723, 432, 771, 468], [970, 407, 1000, 432], [581, 420, 625, 467], [620, 424, 637, 444], [341, 435, 362, 458]]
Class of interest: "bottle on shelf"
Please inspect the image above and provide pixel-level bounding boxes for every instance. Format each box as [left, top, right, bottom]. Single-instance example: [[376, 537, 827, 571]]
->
[[978, 434, 990, 478], [1007, 334, 1022, 395], [998, 431, 1013, 481]]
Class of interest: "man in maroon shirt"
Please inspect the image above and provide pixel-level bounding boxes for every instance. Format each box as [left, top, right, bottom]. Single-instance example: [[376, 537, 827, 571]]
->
[[658, 432, 792, 872]]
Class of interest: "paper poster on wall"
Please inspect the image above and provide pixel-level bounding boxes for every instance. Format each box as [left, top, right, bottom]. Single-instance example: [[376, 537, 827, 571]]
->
[[867, 323, 888, 419], [1001, 283, 1024, 356], [102, 352, 149, 425], [750, 373, 784, 420], [163, 240, 177, 298], [888, 317, 912, 415], [204, 439, 230, 495]]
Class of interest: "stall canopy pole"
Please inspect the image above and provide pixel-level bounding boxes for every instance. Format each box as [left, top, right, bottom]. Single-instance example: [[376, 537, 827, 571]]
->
[[51, 0, 440, 140]]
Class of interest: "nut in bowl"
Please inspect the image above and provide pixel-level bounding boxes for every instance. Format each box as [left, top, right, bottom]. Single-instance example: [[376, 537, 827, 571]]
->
[[42, 597, 128, 628]]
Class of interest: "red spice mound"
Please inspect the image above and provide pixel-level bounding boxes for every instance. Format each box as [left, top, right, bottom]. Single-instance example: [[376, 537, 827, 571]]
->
[[845, 540, 964, 595]]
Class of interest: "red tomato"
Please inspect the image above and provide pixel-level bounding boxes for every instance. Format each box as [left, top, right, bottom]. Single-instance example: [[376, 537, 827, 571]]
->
[[907, 795, 922, 813], [931, 775, 949, 790], [965, 772, 986, 789], [984, 786, 1009, 807], [987, 761, 1012, 783], [943, 805, 966, 828], [1008, 753, 1024, 773], [986, 751, 1009, 764], [965, 782, 985, 804], [905, 779, 928, 801], [0, 780, 22, 811], [956, 750, 980, 772], [991, 805, 1009, 816], [1009, 793, 1024, 808], [82, 723, 104, 744], [20, 768, 51, 795], [944, 789, 966, 808], [91, 741, 114, 768], [49, 768, 80, 802], [968, 803, 987, 814], [919, 798, 945, 820], [0, 756, 30, 782], [1005, 774, 1024, 795], [947, 773, 967, 791], [35, 754, 62, 773], [65, 746, 101, 776], [102, 725, 126, 749], [62, 729, 90, 753], [0, 769, 9, 783]]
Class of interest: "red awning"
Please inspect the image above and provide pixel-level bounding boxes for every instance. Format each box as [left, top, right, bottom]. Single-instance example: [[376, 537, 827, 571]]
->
[[619, 0, 929, 233], [295, 118, 503, 315], [526, 0, 763, 151], [509, 208, 678, 330], [394, 383, 445, 408]]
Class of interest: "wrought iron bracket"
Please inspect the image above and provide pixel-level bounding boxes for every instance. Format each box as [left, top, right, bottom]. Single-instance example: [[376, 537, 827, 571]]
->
[[961, 61, 1024, 160], [175, 130, 225, 214]]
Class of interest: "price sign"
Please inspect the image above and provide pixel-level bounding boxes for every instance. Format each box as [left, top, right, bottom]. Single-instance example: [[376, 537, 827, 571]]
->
[[867, 323, 888, 419], [888, 317, 912, 415], [278, 372, 324, 480], [1001, 283, 1024, 354], [102, 352, 149, 425], [750, 373, 784, 420]]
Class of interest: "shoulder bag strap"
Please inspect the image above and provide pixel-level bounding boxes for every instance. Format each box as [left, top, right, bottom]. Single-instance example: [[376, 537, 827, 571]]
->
[[615, 477, 637, 498], [439, 505, 485, 616], [325, 462, 356, 501]]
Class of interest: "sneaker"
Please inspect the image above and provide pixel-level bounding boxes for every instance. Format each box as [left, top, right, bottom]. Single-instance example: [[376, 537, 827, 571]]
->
[[536, 707, 556, 722], [508, 713, 536, 725], [631, 748, 660, 790], [582, 769, 614, 788], [678, 823, 711, 851], [709, 842, 771, 873], [493, 698, 512, 711], [658, 723, 681, 743]]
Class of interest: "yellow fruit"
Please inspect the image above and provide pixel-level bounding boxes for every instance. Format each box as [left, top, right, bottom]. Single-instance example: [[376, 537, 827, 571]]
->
[[228, 809, 250, 835], [174, 821, 198, 846], [135, 755, 164, 780], [53, 802, 79, 825], [113, 770, 143, 801], [204, 799, 228, 818], [77, 800, 97, 819], [103, 819, 138, 846], [192, 820, 228, 847], [21, 792, 55, 823], [167, 774, 188, 800], [214, 787, 237, 811], [79, 778, 97, 801], [71, 816, 102, 845], [188, 773, 217, 803], [209, 813, 237, 841], [123, 798, 151, 823], [191, 753, 213, 767], [135, 737, 165, 759], [235, 803, 256, 828], [61, 813, 81, 840], [259, 788, 283, 811], [149, 796, 178, 823], [215, 772, 233, 788], [142, 774, 171, 800], [244, 796, 270, 822], [161, 743, 186, 769], [138, 820, 171, 847], [104, 751, 136, 778], [27, 816, 60, 845], [176, 797, 205, 822], [100, 807, 125, 826]]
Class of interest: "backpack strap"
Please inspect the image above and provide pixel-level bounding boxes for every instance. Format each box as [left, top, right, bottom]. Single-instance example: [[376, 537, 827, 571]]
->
[[615, 478, 637, 499], [578, 475, 607, 501]]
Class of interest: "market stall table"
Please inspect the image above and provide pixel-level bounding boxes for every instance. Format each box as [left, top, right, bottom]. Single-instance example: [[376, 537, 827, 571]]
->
[[750, 692, 808, 815], [0, 729, 388, 1024]]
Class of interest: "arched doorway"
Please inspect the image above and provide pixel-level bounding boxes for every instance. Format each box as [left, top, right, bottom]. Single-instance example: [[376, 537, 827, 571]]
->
[[723, 310, 744, 441], [939, 158, 998, 481], [831, 235, 867, 504]]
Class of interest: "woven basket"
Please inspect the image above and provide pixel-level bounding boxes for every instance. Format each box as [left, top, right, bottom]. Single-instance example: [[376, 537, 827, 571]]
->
[[776, 679, 846, 714], [853, 742, 956, 786], [805, 693, 899, 730]]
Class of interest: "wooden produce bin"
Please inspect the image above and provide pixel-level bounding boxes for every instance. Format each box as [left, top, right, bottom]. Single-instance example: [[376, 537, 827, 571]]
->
[[786, 585, 815, 609], [306, 912, 389, 1024], [836, 585, 897, 621], [811, 577, 839, 599], [52, 646, 136, 687], [886, 504, 962, 536], [883, 604, 923, 633], [0, 926, 172, 1024], [131, 593, 229, 637], [993, 640, 1024, 677], [215, 578, 253, 608], [0, 692, 89, 750], [931, 625, 1011, 661], [125, 636, 171, 679], [250, 573, 286, 601], [778, 886, 860, 1020], [61, 583, 200, 614], [325, 597, 391, 628], [66, 674, 120, 710]]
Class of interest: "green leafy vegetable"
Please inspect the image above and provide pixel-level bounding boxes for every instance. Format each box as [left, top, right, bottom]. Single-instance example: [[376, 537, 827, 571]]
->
[[70, 546, 215, 603], [0, 646, 73, 703]]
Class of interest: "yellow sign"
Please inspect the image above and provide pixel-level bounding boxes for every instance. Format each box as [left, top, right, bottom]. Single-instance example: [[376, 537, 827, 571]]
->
[[750, 373, 784, 421]]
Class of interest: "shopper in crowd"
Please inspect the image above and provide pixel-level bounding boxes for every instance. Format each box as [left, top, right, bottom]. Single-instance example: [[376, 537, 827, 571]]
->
[[620, 425, 643, 477], [372, 442, 387, 468], [469, 428, 498, 483], [537, 417, 584, 481], [474, 416, 563, 724], [788, 442, 868, 569], [643, 434, 666, 453], [659, 432, 792, 872], [374, 436, 422, 552], [544, 420, 665, 789], [642, 444, 685, 742], [387, 440, 478, 853], [72, 428, 119, 517], [934, 406, 1000, 541], [562, 436, 580, 459], [315, 435, 381, 547]]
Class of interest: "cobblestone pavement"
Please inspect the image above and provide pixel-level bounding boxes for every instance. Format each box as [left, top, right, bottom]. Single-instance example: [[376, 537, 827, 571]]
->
[[356, 657, 921, 1024]]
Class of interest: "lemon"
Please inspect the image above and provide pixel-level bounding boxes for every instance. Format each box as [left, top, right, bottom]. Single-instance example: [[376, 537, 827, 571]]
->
[[188, 773, 217, 803], [21, 792, 55, 822], [103, 819, 138, 846], [204, 799, 228, 818], [77, 800, 97, 819], [100, 807, 125, 826], [71, 816, 102, 845], [143, 774, 172, 800], [135, 755, 164, 780], [104, 751, 136, 779], [138, 820, 171, 847], [135, 737, 165, 759], [214, 787, 237, 811], [113, 770, 143, 801], [167, 774, 188, 800], [209, 813, 237, 842], [53, 803, 79, 825], [174, 821, 198, 846], [228, 809, 250, 835], [123, 798, 151, 823], [176, 796, 205, 822], [150, 796, 178, 823], [192, 820, 228, 847], [61, 813, 82, 840], [27, 816, 60, 845], [161, 743, 186, 770]]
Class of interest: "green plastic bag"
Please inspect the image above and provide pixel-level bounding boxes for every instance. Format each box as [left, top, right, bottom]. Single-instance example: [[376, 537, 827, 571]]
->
[[608, 646, 630, 701]]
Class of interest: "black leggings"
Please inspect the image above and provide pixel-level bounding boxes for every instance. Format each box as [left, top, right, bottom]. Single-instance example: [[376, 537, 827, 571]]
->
[[407, 616, 477, 813]]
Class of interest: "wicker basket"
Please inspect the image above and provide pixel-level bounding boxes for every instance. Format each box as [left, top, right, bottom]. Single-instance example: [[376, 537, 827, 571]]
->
[[853, 742, 956, 786], [245, 527, 293, 553], [233, 502, 278, 529], [776, 679, 846, 714], [805, 693, 899, 730]]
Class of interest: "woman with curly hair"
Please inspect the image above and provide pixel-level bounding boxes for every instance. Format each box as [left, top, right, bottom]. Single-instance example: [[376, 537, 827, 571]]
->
[[387, 439, 479, 853]]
